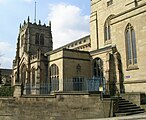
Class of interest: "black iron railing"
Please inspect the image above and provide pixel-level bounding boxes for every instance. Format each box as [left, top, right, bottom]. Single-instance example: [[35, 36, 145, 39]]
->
[[23, 78, 106, 95]]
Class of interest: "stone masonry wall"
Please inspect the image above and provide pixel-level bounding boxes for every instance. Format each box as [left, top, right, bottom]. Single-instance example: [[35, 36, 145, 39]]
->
[[0, 93, 113, 120]]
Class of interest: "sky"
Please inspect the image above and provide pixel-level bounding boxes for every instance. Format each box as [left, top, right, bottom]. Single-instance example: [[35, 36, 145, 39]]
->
[[0, 0, 90, 69]]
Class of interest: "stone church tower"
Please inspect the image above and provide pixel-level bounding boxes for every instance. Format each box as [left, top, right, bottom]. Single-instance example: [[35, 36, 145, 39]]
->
[[12, 17, 53, 94]]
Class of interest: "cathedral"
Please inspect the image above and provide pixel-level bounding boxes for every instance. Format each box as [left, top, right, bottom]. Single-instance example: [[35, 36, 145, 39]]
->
[[12, 0, 146, 95]]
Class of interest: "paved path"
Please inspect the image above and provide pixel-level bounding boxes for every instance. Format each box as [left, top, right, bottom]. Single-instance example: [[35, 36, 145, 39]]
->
[[85, 113, 146, 120]]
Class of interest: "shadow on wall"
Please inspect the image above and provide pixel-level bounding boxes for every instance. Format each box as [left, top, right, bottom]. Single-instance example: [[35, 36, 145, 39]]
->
[[117, 53, 125, 94], [109, 47, 125, 96]]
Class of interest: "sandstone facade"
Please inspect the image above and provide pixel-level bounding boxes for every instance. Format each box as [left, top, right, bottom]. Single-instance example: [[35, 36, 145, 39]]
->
[[12, 0, 146, 95]]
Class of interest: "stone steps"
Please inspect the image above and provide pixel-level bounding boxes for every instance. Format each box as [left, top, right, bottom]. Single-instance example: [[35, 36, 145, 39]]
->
[[114, 97, 145, 117], [115, 110, 144, 117], [118, 108, 144, 113], [119, 106, 140, 110]]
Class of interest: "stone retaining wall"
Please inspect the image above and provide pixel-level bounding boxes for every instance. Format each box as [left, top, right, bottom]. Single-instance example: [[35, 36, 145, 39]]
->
[[0, 93, 113, 120]]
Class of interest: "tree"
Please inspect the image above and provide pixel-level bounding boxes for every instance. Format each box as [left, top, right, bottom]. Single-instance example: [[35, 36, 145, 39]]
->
[[0, 53, 3, 84]]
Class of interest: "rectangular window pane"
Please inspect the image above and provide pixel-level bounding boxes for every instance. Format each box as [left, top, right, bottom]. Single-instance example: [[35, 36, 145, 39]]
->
[[131, 29, 137, 64]]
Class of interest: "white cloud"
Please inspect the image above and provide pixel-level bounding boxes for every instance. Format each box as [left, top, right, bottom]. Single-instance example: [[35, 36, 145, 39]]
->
[[0, 42, 14, 53], [0, 41, 15, 68], [0, 56, 12, 69], [48, 3, 90, 49]]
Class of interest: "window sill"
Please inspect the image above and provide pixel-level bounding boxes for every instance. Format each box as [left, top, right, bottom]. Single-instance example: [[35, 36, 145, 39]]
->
[[104, 40, 111, 45], [126, 65, 139, 71]]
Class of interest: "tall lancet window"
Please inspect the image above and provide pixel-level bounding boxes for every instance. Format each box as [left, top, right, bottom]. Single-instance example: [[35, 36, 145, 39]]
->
[[40, 34, 44, 45], [104, 15, 114, 44], [93, 58, 103, 78], [35, 33, 39, 45], [125, 23, 137, 68]]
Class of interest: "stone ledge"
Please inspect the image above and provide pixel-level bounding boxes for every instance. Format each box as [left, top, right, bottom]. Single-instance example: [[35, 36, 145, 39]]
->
[[21, 95, 56, 98], [53, 91, 90, 95]]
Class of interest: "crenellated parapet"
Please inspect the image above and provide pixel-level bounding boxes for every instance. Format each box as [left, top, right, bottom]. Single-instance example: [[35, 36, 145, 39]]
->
[[19, 16, 51, 33]]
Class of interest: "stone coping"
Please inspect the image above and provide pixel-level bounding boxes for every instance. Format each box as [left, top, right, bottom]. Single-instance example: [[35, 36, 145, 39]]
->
[[21, 95, 56, 98], [20, 92, 91, 98], [53, 91, 90, 95], [0, 97, 14, 100], [121, 92, 145, 95]]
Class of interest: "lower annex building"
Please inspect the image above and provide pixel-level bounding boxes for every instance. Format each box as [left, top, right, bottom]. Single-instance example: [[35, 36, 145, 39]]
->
[[12, 0, 146, 95]]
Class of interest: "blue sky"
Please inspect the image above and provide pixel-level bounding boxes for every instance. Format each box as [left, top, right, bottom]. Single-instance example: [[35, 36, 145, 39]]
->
[[0, 0, 90, 69]]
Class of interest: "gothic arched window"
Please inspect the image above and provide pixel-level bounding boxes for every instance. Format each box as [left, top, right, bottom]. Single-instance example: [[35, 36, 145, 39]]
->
[[125, 23, 137, 67], [93, 58, 103, 78], [50, 64, 59, 91], [104, 15, 114, 43]]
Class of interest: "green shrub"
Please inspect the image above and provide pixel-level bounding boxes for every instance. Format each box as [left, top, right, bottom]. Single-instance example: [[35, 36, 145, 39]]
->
[[0, 86, 14, 96]]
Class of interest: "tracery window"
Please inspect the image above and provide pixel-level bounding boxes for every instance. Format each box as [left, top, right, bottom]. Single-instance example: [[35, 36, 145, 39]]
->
[[35, 33, 44, 45], [125, 23, 137, 68]]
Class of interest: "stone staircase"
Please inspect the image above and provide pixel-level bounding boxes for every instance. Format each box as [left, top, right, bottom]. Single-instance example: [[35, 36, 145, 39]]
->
[[114, 97, 145, 117]]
